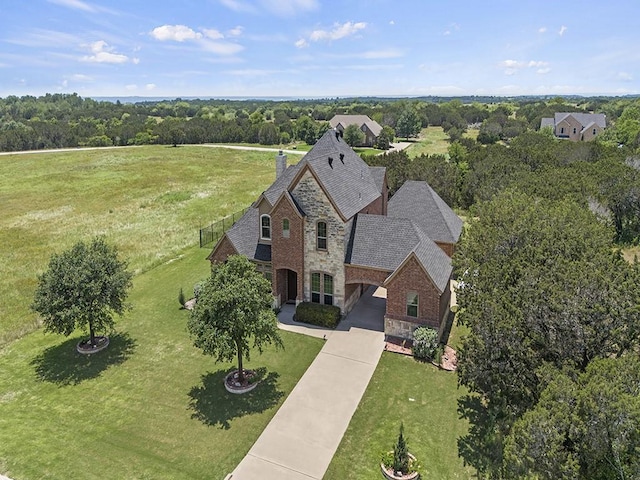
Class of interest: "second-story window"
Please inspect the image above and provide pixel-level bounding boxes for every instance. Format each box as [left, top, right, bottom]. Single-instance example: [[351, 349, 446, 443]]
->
[[282, 218, 290, 238], [317, 221, 327, 250], [261, 214, 271, 240]]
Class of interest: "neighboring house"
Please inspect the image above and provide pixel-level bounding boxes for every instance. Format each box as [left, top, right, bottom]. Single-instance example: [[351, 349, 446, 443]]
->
[[208, 129, 462, 341], [540, 112, 606, 141], [329, 114, 383, 147]]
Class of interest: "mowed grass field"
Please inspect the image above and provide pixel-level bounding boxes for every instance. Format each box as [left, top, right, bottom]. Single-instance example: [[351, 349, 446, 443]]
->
[[406, 126, 479, 158], [325, 352, 473, 480], [0, 145, 280, 344], [0, 244, 323, 479]]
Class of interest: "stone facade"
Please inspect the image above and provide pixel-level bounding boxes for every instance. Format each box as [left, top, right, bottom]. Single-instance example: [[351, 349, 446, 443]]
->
[[292, 169, 347, 309]]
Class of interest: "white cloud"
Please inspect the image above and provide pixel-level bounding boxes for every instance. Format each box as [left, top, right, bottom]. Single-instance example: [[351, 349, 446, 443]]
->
[[228, 26, 244, 37], [47, 0, 118, 15], [559, 25, 567, 36], [295, 38, 308, 48], [146, 83, 156, 90], [125, 84, 137, 91], [151, 25, 202, 42], [538, 27, 547, 33], [618, 72, 633, 81], [309, 21, 367, 42], [81, 41, 130, 64], [499, 59, 549, 75], [200, 40, 244, 55], [203, 28, 224, 40], [389, 20, 395, 25]]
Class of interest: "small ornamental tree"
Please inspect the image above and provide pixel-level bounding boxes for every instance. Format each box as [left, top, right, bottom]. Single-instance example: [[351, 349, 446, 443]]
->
[[187, 255, 283, 383], [393, 423, 410, 474], [31, 237, 133, 347]]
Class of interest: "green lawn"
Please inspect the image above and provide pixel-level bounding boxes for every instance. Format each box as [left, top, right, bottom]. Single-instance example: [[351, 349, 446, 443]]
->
[[405, 126, 479, 158], [0, 145, 279, 344], [0, 245, 323, 480], [325, 352, 473, 480]]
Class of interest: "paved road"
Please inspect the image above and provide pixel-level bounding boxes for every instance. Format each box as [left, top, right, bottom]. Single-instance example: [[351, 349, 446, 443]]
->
[[229, 287, 386, 479]]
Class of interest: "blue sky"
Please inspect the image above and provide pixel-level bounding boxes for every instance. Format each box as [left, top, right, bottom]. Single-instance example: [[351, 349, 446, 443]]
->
[[1, 0, 638, 98]]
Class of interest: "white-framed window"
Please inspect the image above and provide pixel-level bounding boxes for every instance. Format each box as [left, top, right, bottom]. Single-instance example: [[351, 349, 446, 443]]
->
[[282, 218, 290, 238], [260, 214, 271, 240], [317, 221, 327, 250], [406, 292, 419, 317], [311, 272, 333, 305], [255, 263, 273, 285]]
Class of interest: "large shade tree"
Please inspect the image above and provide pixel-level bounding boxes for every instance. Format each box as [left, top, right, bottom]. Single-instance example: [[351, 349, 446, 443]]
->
[[31, 237, 133, 347], [187, 255, 283, 383], [454, 191, 640, 477]]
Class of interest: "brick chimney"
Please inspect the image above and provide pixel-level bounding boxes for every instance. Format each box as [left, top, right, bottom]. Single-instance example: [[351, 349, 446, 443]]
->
[[276, 150, 287, 178]]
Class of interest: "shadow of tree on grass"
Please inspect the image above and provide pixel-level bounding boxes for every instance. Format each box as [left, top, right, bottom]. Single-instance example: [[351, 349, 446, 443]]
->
[[188, 367, 283, 429], [457, 394, 504, 476], [31, 332, 137, 386]]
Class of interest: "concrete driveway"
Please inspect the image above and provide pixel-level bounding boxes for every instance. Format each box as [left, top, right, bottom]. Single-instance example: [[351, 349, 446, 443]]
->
[[229, 287, 386, 479]]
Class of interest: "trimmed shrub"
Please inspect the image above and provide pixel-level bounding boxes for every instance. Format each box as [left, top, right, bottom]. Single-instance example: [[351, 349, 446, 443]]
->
[[178, 288, 186, 308], [295, 302, 341, 328], [412, 326, 439, 360]]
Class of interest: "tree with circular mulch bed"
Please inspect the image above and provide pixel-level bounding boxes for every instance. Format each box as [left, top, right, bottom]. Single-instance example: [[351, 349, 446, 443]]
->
[[31, 236, 133, 352], [187, 255, 283, 390]]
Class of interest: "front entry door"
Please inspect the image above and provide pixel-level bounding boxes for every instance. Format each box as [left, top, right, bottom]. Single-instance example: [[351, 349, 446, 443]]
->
[[287, 270, 297, 303]]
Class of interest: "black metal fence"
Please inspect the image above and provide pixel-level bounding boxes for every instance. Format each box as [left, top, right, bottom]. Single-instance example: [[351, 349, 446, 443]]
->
[[199, 208, 248, 248]]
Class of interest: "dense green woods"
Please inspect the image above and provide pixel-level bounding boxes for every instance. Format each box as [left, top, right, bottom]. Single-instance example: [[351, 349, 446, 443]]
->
[[1, 92, 639, 152]]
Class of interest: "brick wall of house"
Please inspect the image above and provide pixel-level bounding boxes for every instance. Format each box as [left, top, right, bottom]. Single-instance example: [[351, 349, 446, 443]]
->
[[345, 265, 390, 286], [271, 195, 304, 304], [582, 124, 603, 141], [208, 235, 238, 265], [436, 242, 455, 258], [292, 170, 348, 310], [384, 255, 445, 339]]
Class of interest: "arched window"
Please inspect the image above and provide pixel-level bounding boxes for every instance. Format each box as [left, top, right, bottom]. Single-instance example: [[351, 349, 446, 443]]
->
[[282, 218, 290, 238], [260, 214, 271, 240], [317, 221, 327, 250], [406, 292, 419, 317]]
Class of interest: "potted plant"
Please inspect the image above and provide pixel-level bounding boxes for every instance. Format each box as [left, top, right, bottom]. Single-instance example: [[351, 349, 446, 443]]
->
[[381, 423, 420, 479]]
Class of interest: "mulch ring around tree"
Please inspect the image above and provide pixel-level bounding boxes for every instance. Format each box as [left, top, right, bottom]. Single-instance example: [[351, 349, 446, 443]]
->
[[76, 336, 110, 354], [224, 369, 261, 394]]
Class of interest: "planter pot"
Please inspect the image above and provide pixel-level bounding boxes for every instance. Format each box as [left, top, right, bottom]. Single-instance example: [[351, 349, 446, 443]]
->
[[380, 453, 420, 480], [224, 369, 260, 394], [76, 336, 109, 355]]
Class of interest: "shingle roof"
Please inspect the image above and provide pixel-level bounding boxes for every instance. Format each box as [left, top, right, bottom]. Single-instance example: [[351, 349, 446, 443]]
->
[[554, 112, 606, 129], [225, 207, 271, 262], [346, 214, 452, 292], [540, 117, 554, 129], [369, 166, 386, 193], [329, 115, 383, 136], [387, 181, 462, 244]]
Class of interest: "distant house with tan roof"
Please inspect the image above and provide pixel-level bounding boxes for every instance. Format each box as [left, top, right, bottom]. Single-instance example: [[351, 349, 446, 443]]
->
[[540, 112, 606, 141], [329, 115, 383, 147], [208, 129, 462, 341]]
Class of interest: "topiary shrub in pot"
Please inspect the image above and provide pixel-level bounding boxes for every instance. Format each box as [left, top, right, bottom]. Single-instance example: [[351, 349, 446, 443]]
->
[[381, 423, 420, 479]]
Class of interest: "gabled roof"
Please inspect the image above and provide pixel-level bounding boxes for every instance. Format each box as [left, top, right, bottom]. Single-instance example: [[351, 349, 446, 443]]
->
[[369, 166, 387, 193], [554, 112, 606, 129], [346, 213, 452, 292], [329, 115, 383, 137], [264, 129, 381, 221], [387, 181, 462, 244], [223, 207, 271, 262]]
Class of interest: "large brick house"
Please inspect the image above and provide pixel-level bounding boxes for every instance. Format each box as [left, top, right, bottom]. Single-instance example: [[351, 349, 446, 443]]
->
[[540, 112, 606, 141], [208, 129, 462, 340]]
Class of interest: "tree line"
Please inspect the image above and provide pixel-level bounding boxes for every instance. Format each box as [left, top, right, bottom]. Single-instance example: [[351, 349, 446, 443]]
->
[[2, 92, 639, 152]]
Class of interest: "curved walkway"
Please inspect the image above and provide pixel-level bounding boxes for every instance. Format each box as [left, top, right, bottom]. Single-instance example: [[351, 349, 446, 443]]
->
[[229, 287, 386, 479]]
